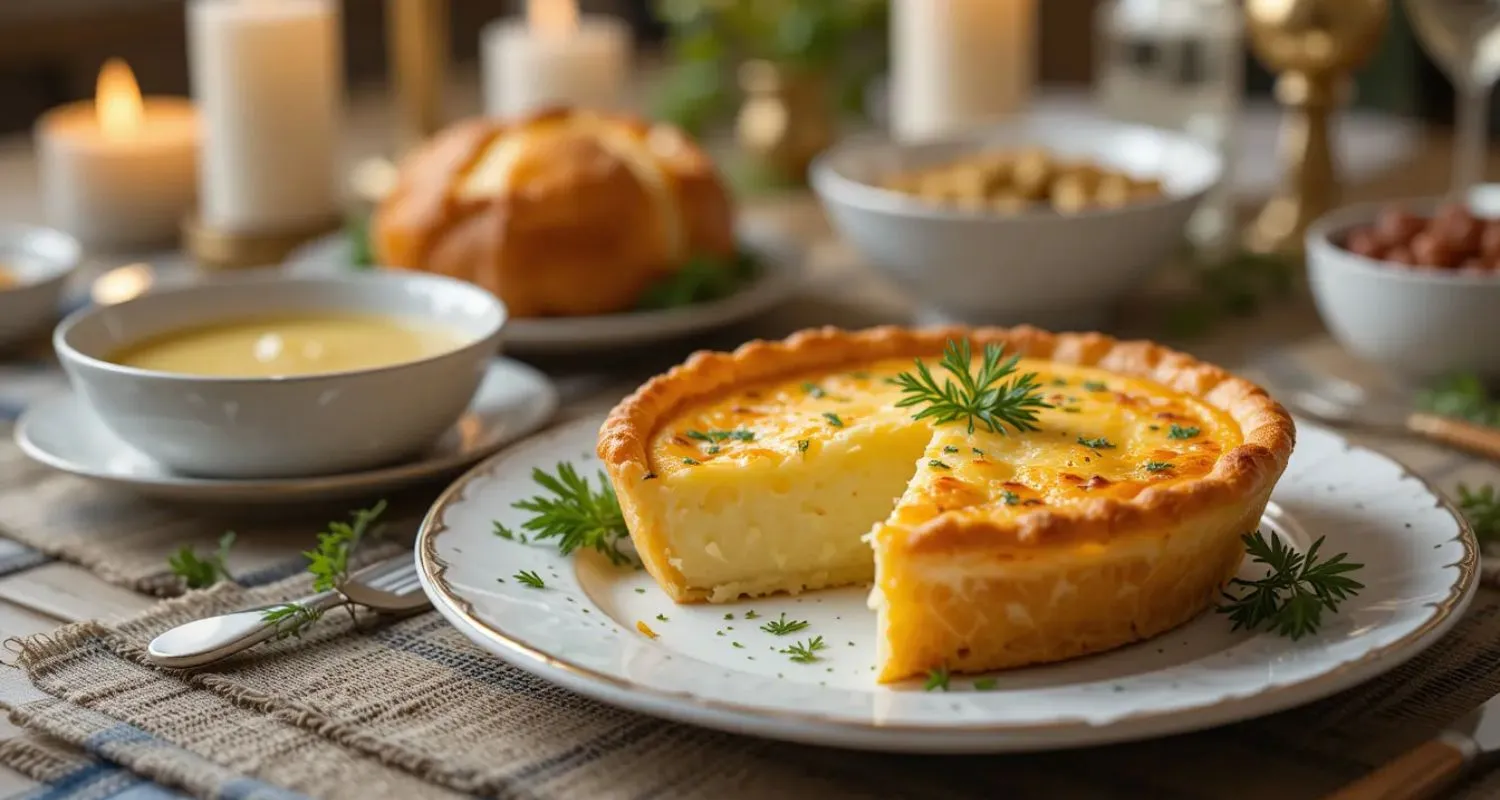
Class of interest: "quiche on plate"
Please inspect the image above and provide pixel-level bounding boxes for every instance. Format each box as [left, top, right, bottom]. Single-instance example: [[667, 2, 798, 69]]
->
[[598, 326, 1295, 682]]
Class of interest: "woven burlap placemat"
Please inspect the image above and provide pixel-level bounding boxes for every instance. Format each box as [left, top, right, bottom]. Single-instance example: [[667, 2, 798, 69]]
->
[[2, 566, 1500, 800]]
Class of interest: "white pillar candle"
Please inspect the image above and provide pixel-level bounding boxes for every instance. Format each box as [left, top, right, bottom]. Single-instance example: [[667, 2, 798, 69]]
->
[[890, 0, 1036, 141], [35, 60, 199, 250], [481, 0, 630, 118], [187, 0, 342, 234]]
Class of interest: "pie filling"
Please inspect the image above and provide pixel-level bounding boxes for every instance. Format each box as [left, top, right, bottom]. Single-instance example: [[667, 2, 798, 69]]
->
[[645, 357, 1240, 598]]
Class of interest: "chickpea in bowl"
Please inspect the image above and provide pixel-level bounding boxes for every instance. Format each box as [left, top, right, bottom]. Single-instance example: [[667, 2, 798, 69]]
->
[[1308, 196, 1500, 381]]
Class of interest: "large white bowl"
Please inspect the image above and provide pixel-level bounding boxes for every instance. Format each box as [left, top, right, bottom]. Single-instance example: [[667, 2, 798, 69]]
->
[[1307, 197, 1500, 381], [0, 224, 81, 350], [53, 271, 506, 479], [811, 116, 1222, 329]]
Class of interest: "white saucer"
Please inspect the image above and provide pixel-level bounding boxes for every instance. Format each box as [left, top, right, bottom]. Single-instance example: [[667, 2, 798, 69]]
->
[[14, 358, 558, 504], [283, 220, 803, 355]]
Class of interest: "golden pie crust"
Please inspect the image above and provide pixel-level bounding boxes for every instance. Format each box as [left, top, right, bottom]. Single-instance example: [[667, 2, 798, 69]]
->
[[598, 325, 1295, 681]]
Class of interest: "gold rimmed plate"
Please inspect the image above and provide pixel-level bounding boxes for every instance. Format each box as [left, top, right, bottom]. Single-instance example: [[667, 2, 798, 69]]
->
[[414, 415, 1477, 753]]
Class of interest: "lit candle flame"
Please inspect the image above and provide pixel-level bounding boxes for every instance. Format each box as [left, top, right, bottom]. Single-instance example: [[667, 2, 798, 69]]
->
[[527, 0, 578, 40], [95, 58, 143, 139]]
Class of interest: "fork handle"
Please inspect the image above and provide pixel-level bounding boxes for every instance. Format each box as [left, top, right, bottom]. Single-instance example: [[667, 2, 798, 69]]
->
[[1406, 413, 1500, 462], [145, 590, 346, 669], [1324, 736, 1473, 800]]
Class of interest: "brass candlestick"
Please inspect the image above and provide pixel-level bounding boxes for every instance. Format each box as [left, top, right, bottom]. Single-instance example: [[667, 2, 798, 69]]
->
[[1242, 0, 1388, 259], [386, 0, 449, 155]]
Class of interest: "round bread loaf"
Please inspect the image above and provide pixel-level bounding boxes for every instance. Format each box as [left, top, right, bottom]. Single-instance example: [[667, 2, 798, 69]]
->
[[372, 108, 736, 317]]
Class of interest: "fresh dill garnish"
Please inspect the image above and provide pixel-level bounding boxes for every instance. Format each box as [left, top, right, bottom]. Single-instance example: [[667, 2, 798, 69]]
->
[[261, 602, 326, 640], [510, 464, 633, 566], [635, 588, 647, 594], [686, 429, 754, 444], [515, 570, 546, 589], [973, 677, 999, 691], [892, 339, 1051, 435], [760, 613, 810, 636], [1082, 381, 1108, 392], [1458, 484, 1500, 543], [493, 522, 517, 540], [732, 641, 745, 649], [781, 636, 828, 663], [1001, 491, 1019, 506], [801, 382, 828, 398], [797, 439, 810, 454], [1168, 424, 1201, 440], [923, 666, 951, 692], [1417, 374, 1500, 428], [1144, 461, 1173, 473], [744, 610, 760, 619], [943, 445, 959, 454], [1215, 531, 1364, 640], [822, 412, 844, 428], [972, 447, 984, 456], [724, 612, 734, 620], [683, 457, 700, 465], [304, 500, 387, 592], [656, 613, 669, 622], [1077, 436, 1115, 449], [928, 459, 950, 470], [168, 531, 236, 589]]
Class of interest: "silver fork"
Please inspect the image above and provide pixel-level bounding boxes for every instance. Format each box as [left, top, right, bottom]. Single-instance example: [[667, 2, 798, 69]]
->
[[146, 556, 429, 668], [1261, 356, 1500, 461]]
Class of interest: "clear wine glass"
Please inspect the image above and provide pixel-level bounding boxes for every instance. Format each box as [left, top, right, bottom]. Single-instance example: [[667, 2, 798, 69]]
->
[[1404, 0, 1500, 194]]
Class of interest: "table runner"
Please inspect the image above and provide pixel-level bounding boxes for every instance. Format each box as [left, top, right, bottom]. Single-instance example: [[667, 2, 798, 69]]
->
[[3, 569, 1500, 800]]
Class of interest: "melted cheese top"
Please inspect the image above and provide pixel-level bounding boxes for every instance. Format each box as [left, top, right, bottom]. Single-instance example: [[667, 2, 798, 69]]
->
[[648, 356, 1242, 525]]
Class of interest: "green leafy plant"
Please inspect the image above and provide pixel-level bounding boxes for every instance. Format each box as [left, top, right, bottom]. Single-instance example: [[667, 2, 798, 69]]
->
[[923, 666, 951, 692], [1216, 531, 1365, 640], [1164, 250, 1296, 339], [1418, 374, 1500, 428], [893, 339, 1052, 435], [635, 252, 760, 310], [780, 635, 828, 663], [651, 0, 889, 134], [759, 613, 809, 636], [259, 500, 389, 639], [168, 532, 236, 590]]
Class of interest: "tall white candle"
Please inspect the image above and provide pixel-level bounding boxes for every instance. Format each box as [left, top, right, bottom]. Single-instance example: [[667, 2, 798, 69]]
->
[[890, 0, 1036, 141], [187, 0, 342, 233], [481, 0, 630, 118], [36, 59, 200, 250]]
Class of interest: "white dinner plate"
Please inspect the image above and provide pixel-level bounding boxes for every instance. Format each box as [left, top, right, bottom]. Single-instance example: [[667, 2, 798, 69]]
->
[[284, 221, 804, 356], [415, 415, 1477, 753], [15, 358, 557, 505]]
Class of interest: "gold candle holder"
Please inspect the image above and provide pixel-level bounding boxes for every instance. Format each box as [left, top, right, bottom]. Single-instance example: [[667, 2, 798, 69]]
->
[[386, 0, 449, 155], [1242, 0, 1388, 259]]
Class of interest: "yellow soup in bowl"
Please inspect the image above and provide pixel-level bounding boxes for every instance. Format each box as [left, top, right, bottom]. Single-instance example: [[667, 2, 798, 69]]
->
[[108, 313, 467, 377]]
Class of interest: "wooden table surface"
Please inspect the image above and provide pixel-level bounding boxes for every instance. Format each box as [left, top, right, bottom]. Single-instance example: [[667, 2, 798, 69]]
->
[[0, 101, 1488, 797]]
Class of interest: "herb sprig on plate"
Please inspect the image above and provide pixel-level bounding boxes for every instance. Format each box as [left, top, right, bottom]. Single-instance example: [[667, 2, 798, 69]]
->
[[892, 339, 1052, 435], [1458, 484, 1500, 544], [1215, 531, 1364, 640], [507, 464, 633, 567], [168, 532, 237, 589]]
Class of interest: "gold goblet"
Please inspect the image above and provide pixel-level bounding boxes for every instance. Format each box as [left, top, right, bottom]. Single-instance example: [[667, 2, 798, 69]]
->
[[1243, 0, 1388, 258]]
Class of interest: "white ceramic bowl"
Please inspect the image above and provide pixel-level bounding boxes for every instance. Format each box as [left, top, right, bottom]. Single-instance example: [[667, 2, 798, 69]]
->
[[54, 271, 507, 479], [811, 116, 1222, 329], [1307, 197, 1500, 381], [0, 224, 81, 350]]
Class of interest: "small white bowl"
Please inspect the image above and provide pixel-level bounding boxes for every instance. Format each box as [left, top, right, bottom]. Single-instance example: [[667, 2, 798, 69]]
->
[[53, 271, 507, 479], [1307, 197, 1500, 381], [0, 224, 81, 350], [811, 116, 1221, 329]]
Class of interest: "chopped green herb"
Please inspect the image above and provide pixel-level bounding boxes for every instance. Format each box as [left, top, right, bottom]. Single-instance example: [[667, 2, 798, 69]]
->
[[744, 610, 760, 619], [1001, 491, 1019, 506], [1149, 424, 1161, 431], [929, 459, 950, 470], [849, 371, 871, 380], [1051, 378, 1068, 387], [973, 677, 999, 691], [686, 429, 755, 444], [634, 588, 646, 594], [732, 642, 745, 649], [972, 447, 984, 456], [801, 382, 828, 398], [492, 522, 516, 541], [823, 412, 844, 428], [781, 636, 828, 663], [1144, 461, 1173, 473], [760, 613, 810, 636], [724, 612, 734, 620], [797, 439, 810, 454], [655, 613, 668, 622], [682, 457, 700, 465], [943, 445, 959, 454], [1062, 407, 1082, 414], [1082, 381, 1108, 392], [1077, 436, 1116, 449], [1168, 425, 1201, 440], [515, 570, 546, 589], [923, 666, 951, 692]]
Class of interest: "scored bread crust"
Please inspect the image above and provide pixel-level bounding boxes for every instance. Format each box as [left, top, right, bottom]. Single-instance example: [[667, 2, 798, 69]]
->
[[599, 324, 1293, 551], [371, 107, 736, 318]]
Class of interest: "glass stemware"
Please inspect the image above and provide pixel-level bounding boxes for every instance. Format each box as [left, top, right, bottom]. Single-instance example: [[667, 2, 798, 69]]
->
[[1404, 0, 1500, 194]]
